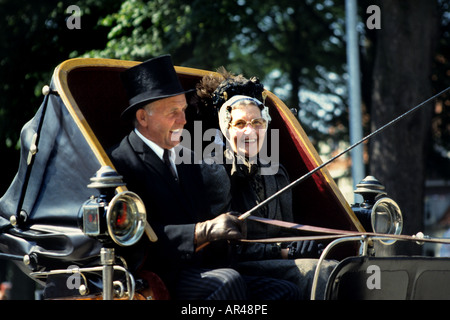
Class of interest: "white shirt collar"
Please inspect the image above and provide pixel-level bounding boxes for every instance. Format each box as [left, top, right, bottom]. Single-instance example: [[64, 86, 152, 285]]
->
[[134, 128, 176, 163]]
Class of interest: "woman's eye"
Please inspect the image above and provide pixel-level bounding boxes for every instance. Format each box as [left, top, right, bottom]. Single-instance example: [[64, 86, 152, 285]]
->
[[233, 121, 246, 128]]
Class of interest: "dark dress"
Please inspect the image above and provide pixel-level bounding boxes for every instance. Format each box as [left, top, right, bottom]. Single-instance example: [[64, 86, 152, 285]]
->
[[223, 150, 337, 299], [223, 150, 294, 261]]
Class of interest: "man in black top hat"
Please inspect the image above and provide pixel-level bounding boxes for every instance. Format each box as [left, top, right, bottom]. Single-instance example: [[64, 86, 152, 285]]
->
[[109, 55, 300, 300]]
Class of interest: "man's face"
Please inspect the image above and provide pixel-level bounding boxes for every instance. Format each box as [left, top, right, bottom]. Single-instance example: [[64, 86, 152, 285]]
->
[[136, 94, 187, 149]]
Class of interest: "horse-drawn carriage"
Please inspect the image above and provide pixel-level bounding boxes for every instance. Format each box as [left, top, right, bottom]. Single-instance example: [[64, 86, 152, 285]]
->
[[0, 58, 449, 300]]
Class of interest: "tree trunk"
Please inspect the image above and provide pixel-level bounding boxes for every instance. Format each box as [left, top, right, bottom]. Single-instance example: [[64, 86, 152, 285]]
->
[[369, 0, 439, 255]]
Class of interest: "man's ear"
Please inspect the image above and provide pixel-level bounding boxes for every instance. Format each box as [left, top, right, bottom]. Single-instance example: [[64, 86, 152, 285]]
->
[[135, 108, 148, 127]]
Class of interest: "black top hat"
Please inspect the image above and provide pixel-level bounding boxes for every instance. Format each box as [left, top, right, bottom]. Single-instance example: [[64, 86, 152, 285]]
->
[[120, 54, 192, 118]]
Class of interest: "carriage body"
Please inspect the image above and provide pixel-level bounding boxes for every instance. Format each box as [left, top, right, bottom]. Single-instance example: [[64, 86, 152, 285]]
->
[[0, 58, 447, 300]]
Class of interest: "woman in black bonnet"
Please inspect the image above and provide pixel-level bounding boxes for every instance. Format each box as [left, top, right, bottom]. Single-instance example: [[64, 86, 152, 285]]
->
[[195, 69, 337, 299]]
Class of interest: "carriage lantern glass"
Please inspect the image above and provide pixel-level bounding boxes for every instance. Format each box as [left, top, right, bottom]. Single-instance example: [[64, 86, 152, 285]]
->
[[106, 191, 146, 246], [79, 166, 147, 246], [351, 176, 403, 244]]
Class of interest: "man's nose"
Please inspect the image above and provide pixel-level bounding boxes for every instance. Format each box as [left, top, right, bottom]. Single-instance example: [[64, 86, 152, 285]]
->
[[177, 111, 187, 125]]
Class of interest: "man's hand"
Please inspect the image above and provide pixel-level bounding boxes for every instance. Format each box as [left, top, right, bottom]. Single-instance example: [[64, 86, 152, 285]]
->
[[195, 212, 246, 247]]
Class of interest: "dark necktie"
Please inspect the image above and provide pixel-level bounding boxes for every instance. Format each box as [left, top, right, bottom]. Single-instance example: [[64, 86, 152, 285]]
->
[[163, 149, 178, 183]]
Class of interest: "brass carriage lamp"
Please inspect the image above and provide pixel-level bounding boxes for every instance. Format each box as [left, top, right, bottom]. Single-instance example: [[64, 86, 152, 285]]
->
[[79, 166, 147, 247], [351, 176, 403, 244]]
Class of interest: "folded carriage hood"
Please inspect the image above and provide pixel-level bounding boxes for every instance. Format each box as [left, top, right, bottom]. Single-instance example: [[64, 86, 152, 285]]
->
[[0, 85, 103, 272]]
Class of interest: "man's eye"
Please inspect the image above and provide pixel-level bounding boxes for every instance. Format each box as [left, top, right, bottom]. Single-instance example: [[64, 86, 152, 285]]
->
[[169, 109, 182, 116]]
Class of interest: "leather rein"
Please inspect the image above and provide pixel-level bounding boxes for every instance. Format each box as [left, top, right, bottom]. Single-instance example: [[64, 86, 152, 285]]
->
[[240, 215, 450, 245]]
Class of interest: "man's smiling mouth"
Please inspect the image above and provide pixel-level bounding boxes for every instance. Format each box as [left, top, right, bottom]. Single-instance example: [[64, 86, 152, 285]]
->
[[170, 128, 183, 141]]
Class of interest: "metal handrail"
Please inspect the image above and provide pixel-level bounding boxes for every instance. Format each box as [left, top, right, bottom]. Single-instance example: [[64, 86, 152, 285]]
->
[[29, 264, 136, 300]]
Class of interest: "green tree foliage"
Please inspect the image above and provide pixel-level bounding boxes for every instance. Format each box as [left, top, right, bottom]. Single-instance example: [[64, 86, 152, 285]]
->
[[83, 0, 243, 68]]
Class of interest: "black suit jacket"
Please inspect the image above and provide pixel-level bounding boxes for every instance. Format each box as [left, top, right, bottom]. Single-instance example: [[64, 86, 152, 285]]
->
[[108, 130, 218, 288]]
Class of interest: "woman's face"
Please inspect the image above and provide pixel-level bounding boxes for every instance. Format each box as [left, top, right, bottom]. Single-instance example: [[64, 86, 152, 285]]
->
[[228, 103, 267, 158]]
